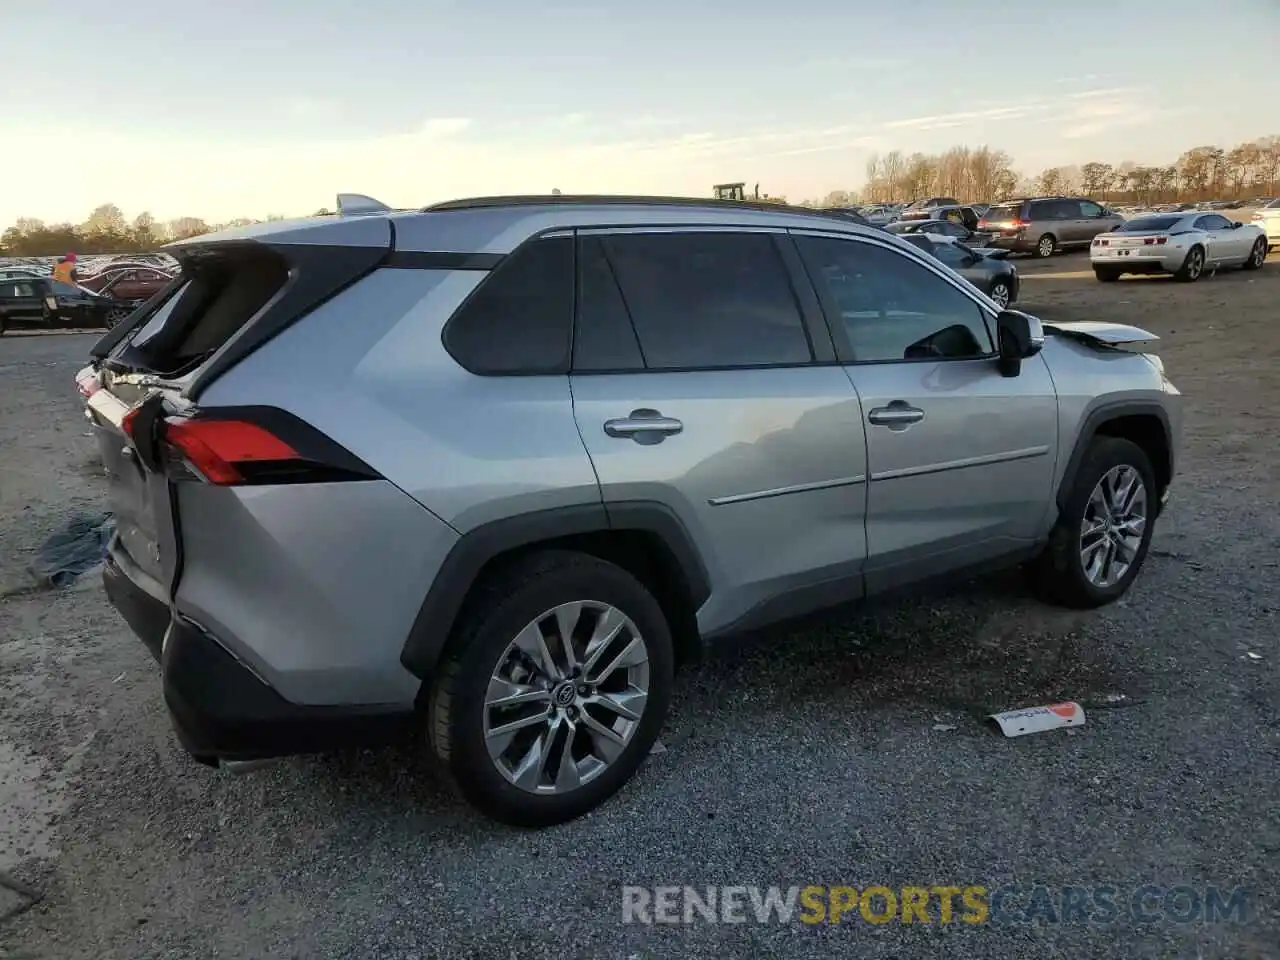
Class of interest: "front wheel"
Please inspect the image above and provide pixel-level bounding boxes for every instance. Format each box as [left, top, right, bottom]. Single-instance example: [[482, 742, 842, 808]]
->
[[988, 280, 1012, 308], [1093, 267, 1121, 282], [1035, 234, 1057, 258], [1242, 237, 1267, 271], [429, 550, 674, 826], [1028, 437, 1157, 609]]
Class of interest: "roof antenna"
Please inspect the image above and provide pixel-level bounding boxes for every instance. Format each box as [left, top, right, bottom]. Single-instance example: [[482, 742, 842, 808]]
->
[[336, 193, 392, 217]]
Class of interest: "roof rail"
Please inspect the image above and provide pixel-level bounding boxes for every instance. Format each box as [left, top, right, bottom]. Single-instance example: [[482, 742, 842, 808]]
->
[[419, 193, 863, 224], [336, 193, 392, 217]]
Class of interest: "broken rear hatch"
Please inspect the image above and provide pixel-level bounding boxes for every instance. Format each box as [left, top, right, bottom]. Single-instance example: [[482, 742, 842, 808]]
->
[[77, 217, 391, 600]]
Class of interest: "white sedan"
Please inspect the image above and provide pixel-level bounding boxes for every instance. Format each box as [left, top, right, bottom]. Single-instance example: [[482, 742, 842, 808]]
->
[[1090, 211, 1268, 282], [1251, 198, 1280, 250]]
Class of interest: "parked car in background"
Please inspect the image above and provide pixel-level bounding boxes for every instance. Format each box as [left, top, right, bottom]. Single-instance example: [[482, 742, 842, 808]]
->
[[820, 207, 876, 227], [903, 196, 959, 212], [885, 218, 988, 245], [980, 197, 1124, 257], [898, 233, 1020, 308], [1251, 198, 1280, 250], [0, 276, 112, 333], [0, 267, 46, 281], [1090, 211, 1268, 282], [898, 204, 980, 229], [79, 193, 1179, 826], [857, 204, 899, 226], [78, 265, 174, 297]]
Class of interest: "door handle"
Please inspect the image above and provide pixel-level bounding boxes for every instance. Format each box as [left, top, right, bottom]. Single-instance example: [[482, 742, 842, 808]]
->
[[604, 409, 683, 443], [868, 402, 925, 429]]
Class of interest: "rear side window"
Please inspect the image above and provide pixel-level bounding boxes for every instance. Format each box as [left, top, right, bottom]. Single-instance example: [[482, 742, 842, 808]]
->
[[599, 232, 812, 370], [574, 237, 645, 372], [443, 236, 574, 375]]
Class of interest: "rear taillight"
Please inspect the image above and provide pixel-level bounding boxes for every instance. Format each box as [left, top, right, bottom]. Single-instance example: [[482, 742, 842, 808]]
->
[[1142, 237, 1168, 245], [158, 410, 379, 486], [1096, 238, 1109, 247], [1012, 219, 1029, 229], [164, 418, 299, 485]]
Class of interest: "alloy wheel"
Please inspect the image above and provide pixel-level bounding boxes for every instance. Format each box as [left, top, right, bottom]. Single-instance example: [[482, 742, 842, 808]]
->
[[989, 282, 1010, 308], [1186, 250, 1203, 279], [1038, 235, 1054, 257], [1079, 465, 1148, 588], [483, 601, 650, 794], [1251, 240, 1266, 268], [106, 307, 130, 328]]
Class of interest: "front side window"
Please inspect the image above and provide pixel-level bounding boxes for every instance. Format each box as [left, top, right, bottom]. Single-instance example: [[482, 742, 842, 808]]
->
[[443, 236, 574, 375], [795, 235, 994, 363], [599, 231, 812, 370], [1080, 200, 1104, 218]]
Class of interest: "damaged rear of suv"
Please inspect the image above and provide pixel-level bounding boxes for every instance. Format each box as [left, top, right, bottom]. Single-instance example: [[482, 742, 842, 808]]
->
[[80, 193, 1181, 827]]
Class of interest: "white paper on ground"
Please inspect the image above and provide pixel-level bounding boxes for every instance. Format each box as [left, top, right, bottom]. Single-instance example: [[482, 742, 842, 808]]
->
[[989, 701, 1085, 737]]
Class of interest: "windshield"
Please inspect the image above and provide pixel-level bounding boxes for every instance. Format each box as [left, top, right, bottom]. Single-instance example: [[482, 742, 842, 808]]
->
[[1118, 216, 1182, 232]]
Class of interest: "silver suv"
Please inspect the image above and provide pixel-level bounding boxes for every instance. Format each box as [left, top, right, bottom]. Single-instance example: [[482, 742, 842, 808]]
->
[[78, 194, 1181, 826]]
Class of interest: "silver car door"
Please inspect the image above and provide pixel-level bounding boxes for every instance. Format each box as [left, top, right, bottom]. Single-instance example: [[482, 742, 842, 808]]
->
[[791, 229, 1058, 594]]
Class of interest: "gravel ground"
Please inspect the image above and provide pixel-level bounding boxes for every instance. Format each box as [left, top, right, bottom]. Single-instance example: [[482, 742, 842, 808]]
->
[[1, 254, 1278, 960]]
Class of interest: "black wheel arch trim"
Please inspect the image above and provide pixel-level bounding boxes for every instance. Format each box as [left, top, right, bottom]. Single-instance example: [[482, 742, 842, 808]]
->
[[1056, 400, 1173, 513], [399, 500, 712, 680]]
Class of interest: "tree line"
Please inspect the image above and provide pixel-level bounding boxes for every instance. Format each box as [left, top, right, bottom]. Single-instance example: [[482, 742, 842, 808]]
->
[[3, 134, 1278, 256], [808, 135, 1280, 209]]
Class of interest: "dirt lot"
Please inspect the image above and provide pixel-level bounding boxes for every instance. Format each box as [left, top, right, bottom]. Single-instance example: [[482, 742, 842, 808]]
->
[[1, 253, 1278, 960]]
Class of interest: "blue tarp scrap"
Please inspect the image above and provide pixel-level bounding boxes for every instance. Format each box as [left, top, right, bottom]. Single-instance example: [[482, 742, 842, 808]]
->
[[28, 512, 115, 587]]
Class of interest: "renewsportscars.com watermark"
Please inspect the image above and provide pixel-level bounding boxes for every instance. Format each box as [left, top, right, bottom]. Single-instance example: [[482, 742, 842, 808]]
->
[[621, 884, 1251, 926]]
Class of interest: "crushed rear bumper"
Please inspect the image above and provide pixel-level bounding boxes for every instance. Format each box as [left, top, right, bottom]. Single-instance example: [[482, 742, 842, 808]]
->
[[103, 555, 414, 763]]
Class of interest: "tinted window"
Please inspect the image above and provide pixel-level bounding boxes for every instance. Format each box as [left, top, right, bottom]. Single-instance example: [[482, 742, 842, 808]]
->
[[795, 236, 994, 363], [574, 237, 644, 372], [1029, 200, 1058, 220], [1079, 201, 1104, 218], [600, 232, 812, 370], [1121, 216, 1183, 232], [1053, 200, 1083, 218], [901, 235, 934, 253], [940, 221, 968, 238], [443, 236, 574, 375], [1201, 214, 1233, 230]]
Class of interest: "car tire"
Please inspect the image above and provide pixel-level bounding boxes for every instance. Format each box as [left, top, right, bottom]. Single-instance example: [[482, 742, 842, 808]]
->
[[1035, 234, 1057, 258], [1093, 267, 1121, 282], [1028, 436, 1157, 609], [988, 280, 1012, 308], [1173, 245, 1205, 282], [1242, 237, 1267, 271], [428, 549, 674, 827]]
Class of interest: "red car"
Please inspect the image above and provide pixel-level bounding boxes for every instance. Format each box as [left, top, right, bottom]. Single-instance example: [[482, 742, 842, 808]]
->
[[78, 265, 174, 300]]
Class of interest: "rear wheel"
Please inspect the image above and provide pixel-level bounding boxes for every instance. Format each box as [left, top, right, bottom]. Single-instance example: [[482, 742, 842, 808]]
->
[[428, 550, 673, 826], [1029, 437, 1157, 609], [1035, 234, 1057, 258], [1093, 267, 1121, 282], [1242, 237, 1267, 270], [1174, 245, 1204, 282], [105, 305, 131, 329]]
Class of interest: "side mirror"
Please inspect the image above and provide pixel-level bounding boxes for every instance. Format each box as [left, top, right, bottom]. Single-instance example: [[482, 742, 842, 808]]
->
[[996, 309, 1044, 377], [1230, 221, 1242, 229]]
